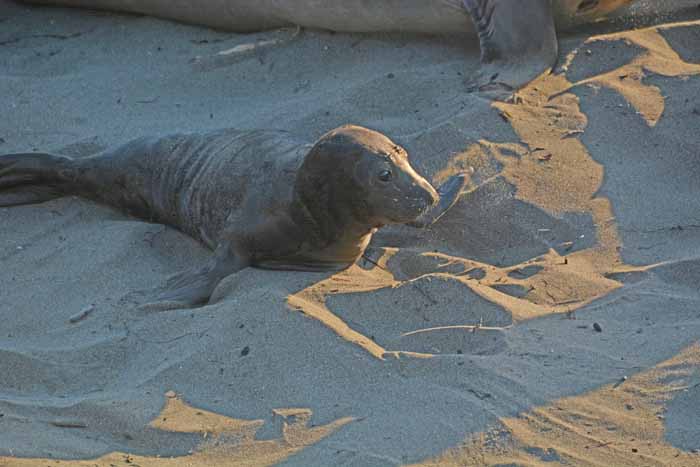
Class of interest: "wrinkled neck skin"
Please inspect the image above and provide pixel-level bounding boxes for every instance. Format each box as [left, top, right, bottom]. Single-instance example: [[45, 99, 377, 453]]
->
[[288, 182, 379, 271]]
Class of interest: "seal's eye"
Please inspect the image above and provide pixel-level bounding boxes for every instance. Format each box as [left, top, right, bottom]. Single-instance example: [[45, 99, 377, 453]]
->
[[378, 169, 392, 182]]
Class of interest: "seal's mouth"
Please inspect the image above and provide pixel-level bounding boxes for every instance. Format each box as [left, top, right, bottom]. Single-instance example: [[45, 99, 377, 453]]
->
[[412, 194, 438, 212], [395, 186, 439, 223]]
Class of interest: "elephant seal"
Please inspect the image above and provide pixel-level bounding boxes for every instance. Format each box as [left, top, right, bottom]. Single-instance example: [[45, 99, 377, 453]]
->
[[22, 0, 637, 95], [0, 125, 468, 307]]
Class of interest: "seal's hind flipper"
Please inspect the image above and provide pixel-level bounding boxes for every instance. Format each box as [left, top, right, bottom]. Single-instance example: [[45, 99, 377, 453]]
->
[[0, 153, 73, 206], [0, 185, 67, 206], [463, 0, 557, 99]]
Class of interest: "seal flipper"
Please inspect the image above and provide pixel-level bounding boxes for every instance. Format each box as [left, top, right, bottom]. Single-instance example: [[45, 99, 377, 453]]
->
[[140, 243, 250, 310], [408, 172, 470, 228], [463, 0, 557, 99], [0, 153, 74, 206]]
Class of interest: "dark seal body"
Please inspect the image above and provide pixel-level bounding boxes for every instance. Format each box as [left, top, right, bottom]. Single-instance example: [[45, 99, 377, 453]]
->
[[0, 125, 467, 306], [73, 129, 309, 250]]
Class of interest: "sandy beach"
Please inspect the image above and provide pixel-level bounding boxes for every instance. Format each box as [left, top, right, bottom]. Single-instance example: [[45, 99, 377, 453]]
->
[[1, 0, 699, 465]]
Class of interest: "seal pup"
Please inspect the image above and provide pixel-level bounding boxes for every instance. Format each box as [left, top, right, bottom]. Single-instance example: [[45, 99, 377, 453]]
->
[[0, 125, 468, 307], [22, 0, 637, 95]]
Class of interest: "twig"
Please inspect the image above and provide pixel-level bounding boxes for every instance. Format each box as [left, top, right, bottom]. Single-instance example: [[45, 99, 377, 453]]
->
[[0, 31, 88, 46], [191, 26, 302, 71], [68, 305, 95, 324], [401, 324, 512, 337], [49, 420, 87, 428]]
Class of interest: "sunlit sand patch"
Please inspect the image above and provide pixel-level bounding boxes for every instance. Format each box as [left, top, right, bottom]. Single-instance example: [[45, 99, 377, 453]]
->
[[411, 344, 700, 466], [495, 80, 598, 216], [287, 249, 400, 359], [285, 247, 624, 359], [326, 271, 514, 356], [471, 24, 700, 319], [0, 393, 354, 467], [423, 251, 622, 320], [480, 73, 630, 323], [388, 248, 618, 320], [566, 20, 700, 126]]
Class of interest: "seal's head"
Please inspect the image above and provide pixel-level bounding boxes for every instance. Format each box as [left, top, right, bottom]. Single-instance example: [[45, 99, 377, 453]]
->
[[296, 125, 438, 238]]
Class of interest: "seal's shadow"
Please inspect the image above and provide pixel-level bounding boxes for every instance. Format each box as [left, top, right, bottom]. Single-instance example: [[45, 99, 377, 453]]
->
[[292, 176, 597, 358]]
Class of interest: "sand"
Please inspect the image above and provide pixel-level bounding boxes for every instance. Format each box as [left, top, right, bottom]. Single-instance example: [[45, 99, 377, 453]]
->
[[1, 1, 699, 465]]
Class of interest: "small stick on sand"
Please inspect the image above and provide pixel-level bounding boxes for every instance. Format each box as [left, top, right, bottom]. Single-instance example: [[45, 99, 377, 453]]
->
[[49, 420, 87, 429], [613, 376, 628, 388], [68, 305, 95, 324], [401, 323, 512, 338], [191, 26, 302, 71]]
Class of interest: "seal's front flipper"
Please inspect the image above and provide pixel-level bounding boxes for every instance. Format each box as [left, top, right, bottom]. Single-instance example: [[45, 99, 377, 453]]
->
[[408, 172, 470, 228], [463, 0, 557, 99], [141, 244, 249, 310]]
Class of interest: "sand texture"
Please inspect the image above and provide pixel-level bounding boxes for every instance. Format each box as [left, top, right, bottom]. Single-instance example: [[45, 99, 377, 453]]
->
[[1, 0, 699, 465]]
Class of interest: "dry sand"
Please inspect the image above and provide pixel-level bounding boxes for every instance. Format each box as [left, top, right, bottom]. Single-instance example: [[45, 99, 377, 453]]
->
[[1, 1, 699, 465]]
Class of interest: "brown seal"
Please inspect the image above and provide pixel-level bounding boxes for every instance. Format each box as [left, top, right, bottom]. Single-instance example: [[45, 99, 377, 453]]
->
[[0, 125, 467, 306]]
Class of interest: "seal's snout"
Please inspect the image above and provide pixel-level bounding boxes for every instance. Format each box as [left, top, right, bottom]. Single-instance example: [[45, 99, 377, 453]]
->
[[396, 173, 439, 223], [414, 178, 439, 210], [403, 177, 438, 219]]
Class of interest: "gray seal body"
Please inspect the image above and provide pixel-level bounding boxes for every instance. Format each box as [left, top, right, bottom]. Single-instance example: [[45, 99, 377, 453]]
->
[[0, 125, 468, 306]]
